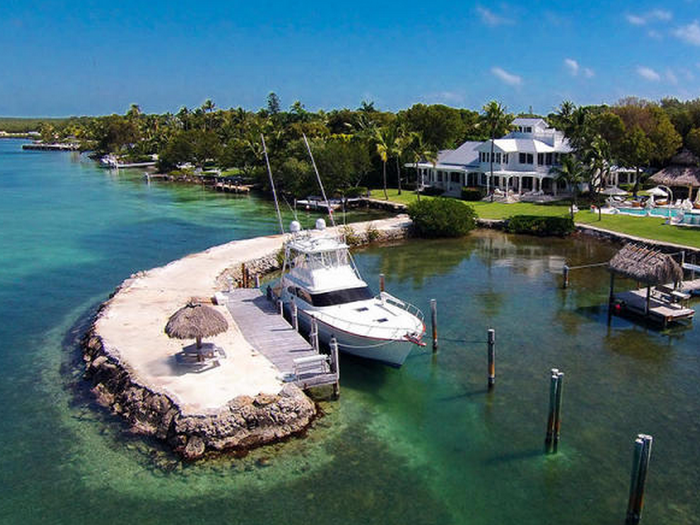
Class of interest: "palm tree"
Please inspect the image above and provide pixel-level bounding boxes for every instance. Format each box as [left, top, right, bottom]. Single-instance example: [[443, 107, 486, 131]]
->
[[392, 127, 410, 195], [549, 155, 587, 219], [480, 101, 513, 200], [407, 132, 437, 202], [374, 127, 394, 200]]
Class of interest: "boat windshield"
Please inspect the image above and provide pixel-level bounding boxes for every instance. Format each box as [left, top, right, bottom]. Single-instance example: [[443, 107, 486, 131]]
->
[[311, 286, 374, 306]]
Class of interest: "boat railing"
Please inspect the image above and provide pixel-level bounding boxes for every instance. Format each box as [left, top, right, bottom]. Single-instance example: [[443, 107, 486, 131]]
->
[[306, 293, 425, 342], [379, 291, 425, 323]]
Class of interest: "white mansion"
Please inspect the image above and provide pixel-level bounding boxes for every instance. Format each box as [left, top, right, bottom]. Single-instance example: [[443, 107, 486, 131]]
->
[[411, 117, 639, 197]]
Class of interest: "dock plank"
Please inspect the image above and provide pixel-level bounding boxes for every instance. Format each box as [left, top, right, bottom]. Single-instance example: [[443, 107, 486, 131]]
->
[[224, 289, 338, 388]]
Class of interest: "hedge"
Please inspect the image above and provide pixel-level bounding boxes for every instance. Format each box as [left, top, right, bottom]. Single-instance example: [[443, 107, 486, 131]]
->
[[505, 215, 575, 237], [461, 186, 485, 201], [408, 198, 477, 237]]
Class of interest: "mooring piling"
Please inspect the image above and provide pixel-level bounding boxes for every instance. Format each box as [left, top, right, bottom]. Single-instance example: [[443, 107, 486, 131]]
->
[[552, 370, 564, 451], [626, 434, 653, 525], [487, 328, 496, 389], [379, 273, 385, 293], [562, 264, 570, 289], [310, 316, 319, 352], [430, 299, 438, 352], [330, 336, 340, 399], [277, 299, 284, 316], [545, 369, 564, 453], [241, 263, 247, 288], [255, 274, 261, 288], [291, 302, 299, 331]]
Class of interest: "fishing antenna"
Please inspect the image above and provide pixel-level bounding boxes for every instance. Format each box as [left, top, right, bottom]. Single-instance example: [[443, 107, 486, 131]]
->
[[261, 134, 285, 235], [302, 133, 336, 228]]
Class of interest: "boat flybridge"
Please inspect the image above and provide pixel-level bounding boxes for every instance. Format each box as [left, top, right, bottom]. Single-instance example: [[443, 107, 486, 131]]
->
[[278, 219, 425, 367]]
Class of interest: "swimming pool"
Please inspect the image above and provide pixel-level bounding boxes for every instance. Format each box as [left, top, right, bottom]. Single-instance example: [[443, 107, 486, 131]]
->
[[615, 207, 680, 217]]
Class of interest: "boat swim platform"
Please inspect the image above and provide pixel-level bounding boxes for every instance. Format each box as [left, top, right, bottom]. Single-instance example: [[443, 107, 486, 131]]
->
[[221, 289, 339, 390], [613, 288, 695, 326]]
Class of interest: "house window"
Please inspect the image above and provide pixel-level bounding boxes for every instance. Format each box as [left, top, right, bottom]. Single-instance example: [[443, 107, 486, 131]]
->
[[537, 153, 544, 165], [525, 127, 532, 133], [554, 153, 561, 165], [496, 152, 501, 163], [519, 153, 534, 164], [451, 172, 460, 183], [503, 154, 509, 164], [437, 171, 443, 182], [546, 153, 553, 165]]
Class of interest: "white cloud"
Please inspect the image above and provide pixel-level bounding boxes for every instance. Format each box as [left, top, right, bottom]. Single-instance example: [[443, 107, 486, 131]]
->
[[673, 21, 700, 45], [625, 9, 672, 25], [491, 67, 522, 86], [626, 14, 646, 25], [427, 91, 465, 104], [564, 58, 579, 76], [666, 69, 679, 84], [583, 68, 595, 78], [637, 66, 661, 81], [476, 6, 513, 27], [647, 29, 662, 39]]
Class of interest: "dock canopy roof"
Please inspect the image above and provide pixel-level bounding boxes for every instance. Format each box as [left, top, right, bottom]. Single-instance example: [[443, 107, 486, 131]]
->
[[608, 244, 683, 286]]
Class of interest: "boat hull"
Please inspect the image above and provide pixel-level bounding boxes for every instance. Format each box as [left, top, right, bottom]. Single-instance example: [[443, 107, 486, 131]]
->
[[291, 305, 415, 367]]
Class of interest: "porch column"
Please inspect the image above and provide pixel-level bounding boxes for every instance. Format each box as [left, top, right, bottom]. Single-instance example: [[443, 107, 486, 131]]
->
[[518, 176, 522, 193], [553, 177, 558, 196]]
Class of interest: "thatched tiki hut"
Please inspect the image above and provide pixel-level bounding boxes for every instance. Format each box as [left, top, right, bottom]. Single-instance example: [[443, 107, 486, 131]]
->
[[165, 302, 229, 350], [608, 244, 683, 316], [649, 149, 700, 202]]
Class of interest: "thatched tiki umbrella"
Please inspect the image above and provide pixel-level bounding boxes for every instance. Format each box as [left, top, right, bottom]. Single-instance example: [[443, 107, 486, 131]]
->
[[165, 302, 229, 349], [608, 244, 683, 317]]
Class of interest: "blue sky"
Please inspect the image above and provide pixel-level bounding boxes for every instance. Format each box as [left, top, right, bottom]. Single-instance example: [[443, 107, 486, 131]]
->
[[1, 0, 699, 116]]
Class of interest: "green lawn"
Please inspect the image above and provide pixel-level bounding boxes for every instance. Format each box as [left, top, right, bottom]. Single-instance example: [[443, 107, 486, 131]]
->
[[370, 189, 700, 248]]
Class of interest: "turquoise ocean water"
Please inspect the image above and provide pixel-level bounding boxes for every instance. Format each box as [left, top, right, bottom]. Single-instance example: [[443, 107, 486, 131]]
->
[[0, 139, 698, 524]]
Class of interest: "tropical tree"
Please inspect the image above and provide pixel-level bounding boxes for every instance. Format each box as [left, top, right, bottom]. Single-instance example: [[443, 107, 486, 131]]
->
[[373, 127, 394, 200], [480, 101, 513, 199], [620, 126, 653, 197], [406, 132, 437, 201], [549, 155, 587, 218], [392, 127, 410, 195]]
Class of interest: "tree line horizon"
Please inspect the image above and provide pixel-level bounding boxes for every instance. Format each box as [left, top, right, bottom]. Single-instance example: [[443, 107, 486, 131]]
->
[[3, 93, 699, 199]]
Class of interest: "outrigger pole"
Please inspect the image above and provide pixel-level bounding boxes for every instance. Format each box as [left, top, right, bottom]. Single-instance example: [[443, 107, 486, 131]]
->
[[261, 134, 285, 235], [302, 133, 336, 228]]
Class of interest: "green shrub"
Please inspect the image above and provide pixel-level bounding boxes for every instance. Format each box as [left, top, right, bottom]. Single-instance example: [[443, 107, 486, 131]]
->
[[341, 225, 361, 246], [365, 223, 380, 242], [343, 186, 369, 198], [505, 215, 575, 237], [461, 186, 485, 201], [408, 198, 477, 238], [421, 187, 445, 197]]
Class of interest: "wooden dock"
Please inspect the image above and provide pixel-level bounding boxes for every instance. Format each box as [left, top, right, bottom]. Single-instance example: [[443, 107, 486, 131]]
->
[[613, 288, 695, 327], [222, 289, 339, 390]]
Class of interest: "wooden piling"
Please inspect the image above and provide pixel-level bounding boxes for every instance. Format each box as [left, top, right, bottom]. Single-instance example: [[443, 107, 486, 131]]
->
[[552, 371, 564, 451], [626, 434, 653, 525], [562, 265, 570, 289], [310, 316, 319, 352], [487, 328, 496, 389], [330, 337, 340, 399], [241, 263, 247, 288], [380, 273, 385, 293], [430, 299, 438, 352], [277, 299, 284, 316], [255, 274, 261, 288], [292, 302, 299, 331], [608, 272, 616, 324], [545, 369, 559, 453]]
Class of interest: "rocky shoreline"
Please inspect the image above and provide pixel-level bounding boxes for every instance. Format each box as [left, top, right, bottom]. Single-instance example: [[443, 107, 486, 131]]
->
[[80, 217, 413, 460]]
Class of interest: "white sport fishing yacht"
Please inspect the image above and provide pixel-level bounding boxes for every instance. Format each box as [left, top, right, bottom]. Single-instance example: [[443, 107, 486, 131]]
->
[[278, 219, 425, 366]]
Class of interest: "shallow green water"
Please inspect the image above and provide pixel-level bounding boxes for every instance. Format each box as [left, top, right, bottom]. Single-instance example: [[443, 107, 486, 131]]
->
[[1, 139, 698, 524]]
